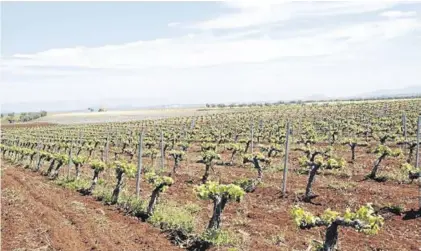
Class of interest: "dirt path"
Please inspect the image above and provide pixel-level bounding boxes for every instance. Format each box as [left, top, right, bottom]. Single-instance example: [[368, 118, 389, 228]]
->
[[1, 165, 182, 251]]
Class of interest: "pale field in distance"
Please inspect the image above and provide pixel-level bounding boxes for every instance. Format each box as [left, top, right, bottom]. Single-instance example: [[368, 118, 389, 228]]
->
[[33, 107, 230, 124]]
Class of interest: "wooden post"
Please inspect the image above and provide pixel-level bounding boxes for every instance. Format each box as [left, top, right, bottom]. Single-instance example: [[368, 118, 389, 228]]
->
[[402, 113, 407, 140], [105, 132, 110, 164], [160, 130, 165, 171], [416, 116, 420, 169], [416, 116, 421, 208], [366, 123, 370, 142], [135, 130, 144, 197], [35, 139, 41, 170], [250, 123, 254, 153], [281, 122, 290, 197], [67, 141, 72, 179], [190, 118, 196, 130]]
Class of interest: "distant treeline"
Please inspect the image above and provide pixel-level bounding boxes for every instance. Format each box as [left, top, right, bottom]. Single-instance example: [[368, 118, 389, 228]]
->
[[1, 111, 48, 123], [205, 94, 421, 108]]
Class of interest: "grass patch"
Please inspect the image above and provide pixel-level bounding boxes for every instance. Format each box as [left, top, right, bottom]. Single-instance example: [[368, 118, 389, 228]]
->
[[381, 169, 409, 183], [118, 194, 147, 217], [92, 185, 113, 203], [148, 200, 200, 233], [268, 233, 286, 246], [201, 229, 238, 248], [55, 177, 90, 190], [327, 180, 357, 191]]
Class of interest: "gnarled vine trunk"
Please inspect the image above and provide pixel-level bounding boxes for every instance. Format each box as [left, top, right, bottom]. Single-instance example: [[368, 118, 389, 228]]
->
[[369, 154, 386, 179], [208, 196, 228, 230], [50, 162, 64, 179], [147, 184, 165, 215], [229, 150, 237, 165], [202, 163, 211, 184], [253, 158, 263, 182], [45, 160, 56, 176], [111, 169, 124, 204], [87, 169, 100, 194], [75, 163, 81, 180], [244, 141, 251, 153], [350, 144, 356, 162], [323, 222, 339, 251], [35, 157, 44, 172], [171, 158, 180, 176], [304, 164, 321, 201]]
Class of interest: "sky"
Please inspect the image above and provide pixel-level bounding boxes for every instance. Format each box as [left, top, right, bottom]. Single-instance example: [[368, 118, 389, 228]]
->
[[1, 1, 421, 111]]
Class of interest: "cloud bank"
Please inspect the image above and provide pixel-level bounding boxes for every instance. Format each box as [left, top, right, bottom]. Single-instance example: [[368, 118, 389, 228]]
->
[[1, 1, 421, 108]]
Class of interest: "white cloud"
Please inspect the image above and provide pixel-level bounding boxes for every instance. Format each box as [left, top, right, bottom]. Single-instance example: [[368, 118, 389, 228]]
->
[[167, 22, 180, 27], [380, 10, 417, 18], [190, 1, 397, 30], [1, 1, 421, 107], [3, 17, 420, 72]]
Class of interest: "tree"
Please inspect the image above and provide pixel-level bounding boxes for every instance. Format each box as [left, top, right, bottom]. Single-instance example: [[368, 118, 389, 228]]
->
[[177, 141, 190, 151], [225, 143, 242, 165], [291, 204, 384, 251], [44, 154, 58, 176], [238, 138, 252, 153], [50, 154, 70, 179], [259, 143, 283, 158], [401, 163, 421, 183], [72, 155, 87, 180], [397, 139, 419, 164], [25, 148, 37, 169], [195, 182, 245, 230], [242, 152, 270, 183], [341, 138, 369, 162], [143, 148, 159, 169], [145, 172, 174, 215], [201, 142, 217, 151], [298, 149, 345, 201], [168, 150, 186, 176], [368, 145, 402, 180], [111, 160, 137, 204], [35, 151, 53, 172], [82, 159, 107, 195], [373, 132, 395, 145], [199, 150, 221, 183]]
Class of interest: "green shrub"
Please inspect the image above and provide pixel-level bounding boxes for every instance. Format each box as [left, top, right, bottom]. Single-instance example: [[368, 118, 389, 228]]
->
[[55, 177, 90, 190], [147, 201, 197, 233], [118, 195, 147, 216], [201, 229, 237, 247], [92, 185, 113, 203]]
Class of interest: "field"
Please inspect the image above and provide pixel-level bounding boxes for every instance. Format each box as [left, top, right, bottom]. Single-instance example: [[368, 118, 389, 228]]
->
[[33, 107, 232, 124], [1, 99, 421, 251]]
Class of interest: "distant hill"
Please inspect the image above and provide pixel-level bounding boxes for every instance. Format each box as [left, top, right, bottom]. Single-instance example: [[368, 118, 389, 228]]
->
[[303, 94, 331, 101], [355, 85, 421, 99], [1, 99, 202, 114], [2, 85, 421, 113]]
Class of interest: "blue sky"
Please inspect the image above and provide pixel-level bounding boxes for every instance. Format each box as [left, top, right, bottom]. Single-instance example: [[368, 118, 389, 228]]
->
[[1, 1, 421, 110]]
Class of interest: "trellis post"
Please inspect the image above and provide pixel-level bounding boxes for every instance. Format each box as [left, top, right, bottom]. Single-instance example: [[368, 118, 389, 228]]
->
[[281, 122, 290, 197], [135, 129, 144, 197]]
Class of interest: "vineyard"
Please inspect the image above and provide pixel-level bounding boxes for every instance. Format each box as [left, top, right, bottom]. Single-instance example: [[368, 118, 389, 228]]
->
[[1, 99, 421, 251]]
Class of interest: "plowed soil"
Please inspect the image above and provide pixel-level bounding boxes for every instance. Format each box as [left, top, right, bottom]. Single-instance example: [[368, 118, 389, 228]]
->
[[2, 144, 421, 251], [1, 165, 181, 251]]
